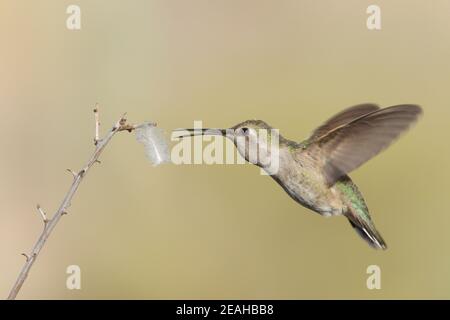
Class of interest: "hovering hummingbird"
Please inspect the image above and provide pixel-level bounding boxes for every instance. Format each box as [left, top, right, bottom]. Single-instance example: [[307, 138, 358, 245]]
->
[[174, 104, 422, 249]]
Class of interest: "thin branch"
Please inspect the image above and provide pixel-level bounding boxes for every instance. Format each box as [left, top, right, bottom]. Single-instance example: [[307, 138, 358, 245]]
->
[[7, 110, 140, 300]]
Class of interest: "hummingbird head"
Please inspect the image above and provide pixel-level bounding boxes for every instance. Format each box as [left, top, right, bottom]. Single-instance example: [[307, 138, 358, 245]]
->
[[230, 120, 275, 165], [173, 120, 280, 169]]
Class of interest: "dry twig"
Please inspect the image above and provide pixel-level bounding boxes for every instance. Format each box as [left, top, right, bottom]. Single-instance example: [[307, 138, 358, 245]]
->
[[7, 106, 141, 300]]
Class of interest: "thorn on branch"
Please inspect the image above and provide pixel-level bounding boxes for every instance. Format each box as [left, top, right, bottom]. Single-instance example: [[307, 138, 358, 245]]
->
[[21, 253, 31, 261], [66, 169, 78, 178], [36, 204, 48, 224]]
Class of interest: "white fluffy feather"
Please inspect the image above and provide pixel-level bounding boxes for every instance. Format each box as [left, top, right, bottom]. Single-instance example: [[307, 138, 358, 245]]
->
[[135, 122, 170, 166]]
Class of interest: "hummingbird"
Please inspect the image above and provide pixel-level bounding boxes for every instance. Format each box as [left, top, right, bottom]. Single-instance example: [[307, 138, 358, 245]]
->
[[173, 104, 422, 249]]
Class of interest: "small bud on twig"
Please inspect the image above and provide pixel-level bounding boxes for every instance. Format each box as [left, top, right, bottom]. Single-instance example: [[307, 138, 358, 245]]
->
[[120, 113, 127, 125]]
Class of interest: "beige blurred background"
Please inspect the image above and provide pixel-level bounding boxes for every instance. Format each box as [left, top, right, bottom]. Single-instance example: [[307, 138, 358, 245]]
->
[[1, 0, 449, 299]]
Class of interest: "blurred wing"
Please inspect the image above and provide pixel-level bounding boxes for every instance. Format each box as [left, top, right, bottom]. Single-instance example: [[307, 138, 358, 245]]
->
[[309, 104, 380, 140], [306, 105, 423, 186]]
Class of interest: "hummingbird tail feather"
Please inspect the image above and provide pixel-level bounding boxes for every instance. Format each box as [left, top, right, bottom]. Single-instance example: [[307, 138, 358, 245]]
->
[[347, 218, 387, 250]]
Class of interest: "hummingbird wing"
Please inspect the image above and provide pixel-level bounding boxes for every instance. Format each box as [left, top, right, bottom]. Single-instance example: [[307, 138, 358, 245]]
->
[[308, 103, 380, 141], [305, 104, 422, 186]]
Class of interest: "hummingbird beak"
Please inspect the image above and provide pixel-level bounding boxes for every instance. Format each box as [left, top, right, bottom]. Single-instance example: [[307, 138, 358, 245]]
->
[[172, 128, 227, 138]]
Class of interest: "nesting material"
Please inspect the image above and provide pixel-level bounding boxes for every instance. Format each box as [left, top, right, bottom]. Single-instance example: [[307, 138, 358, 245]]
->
[[135, 122, 170, 166]]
